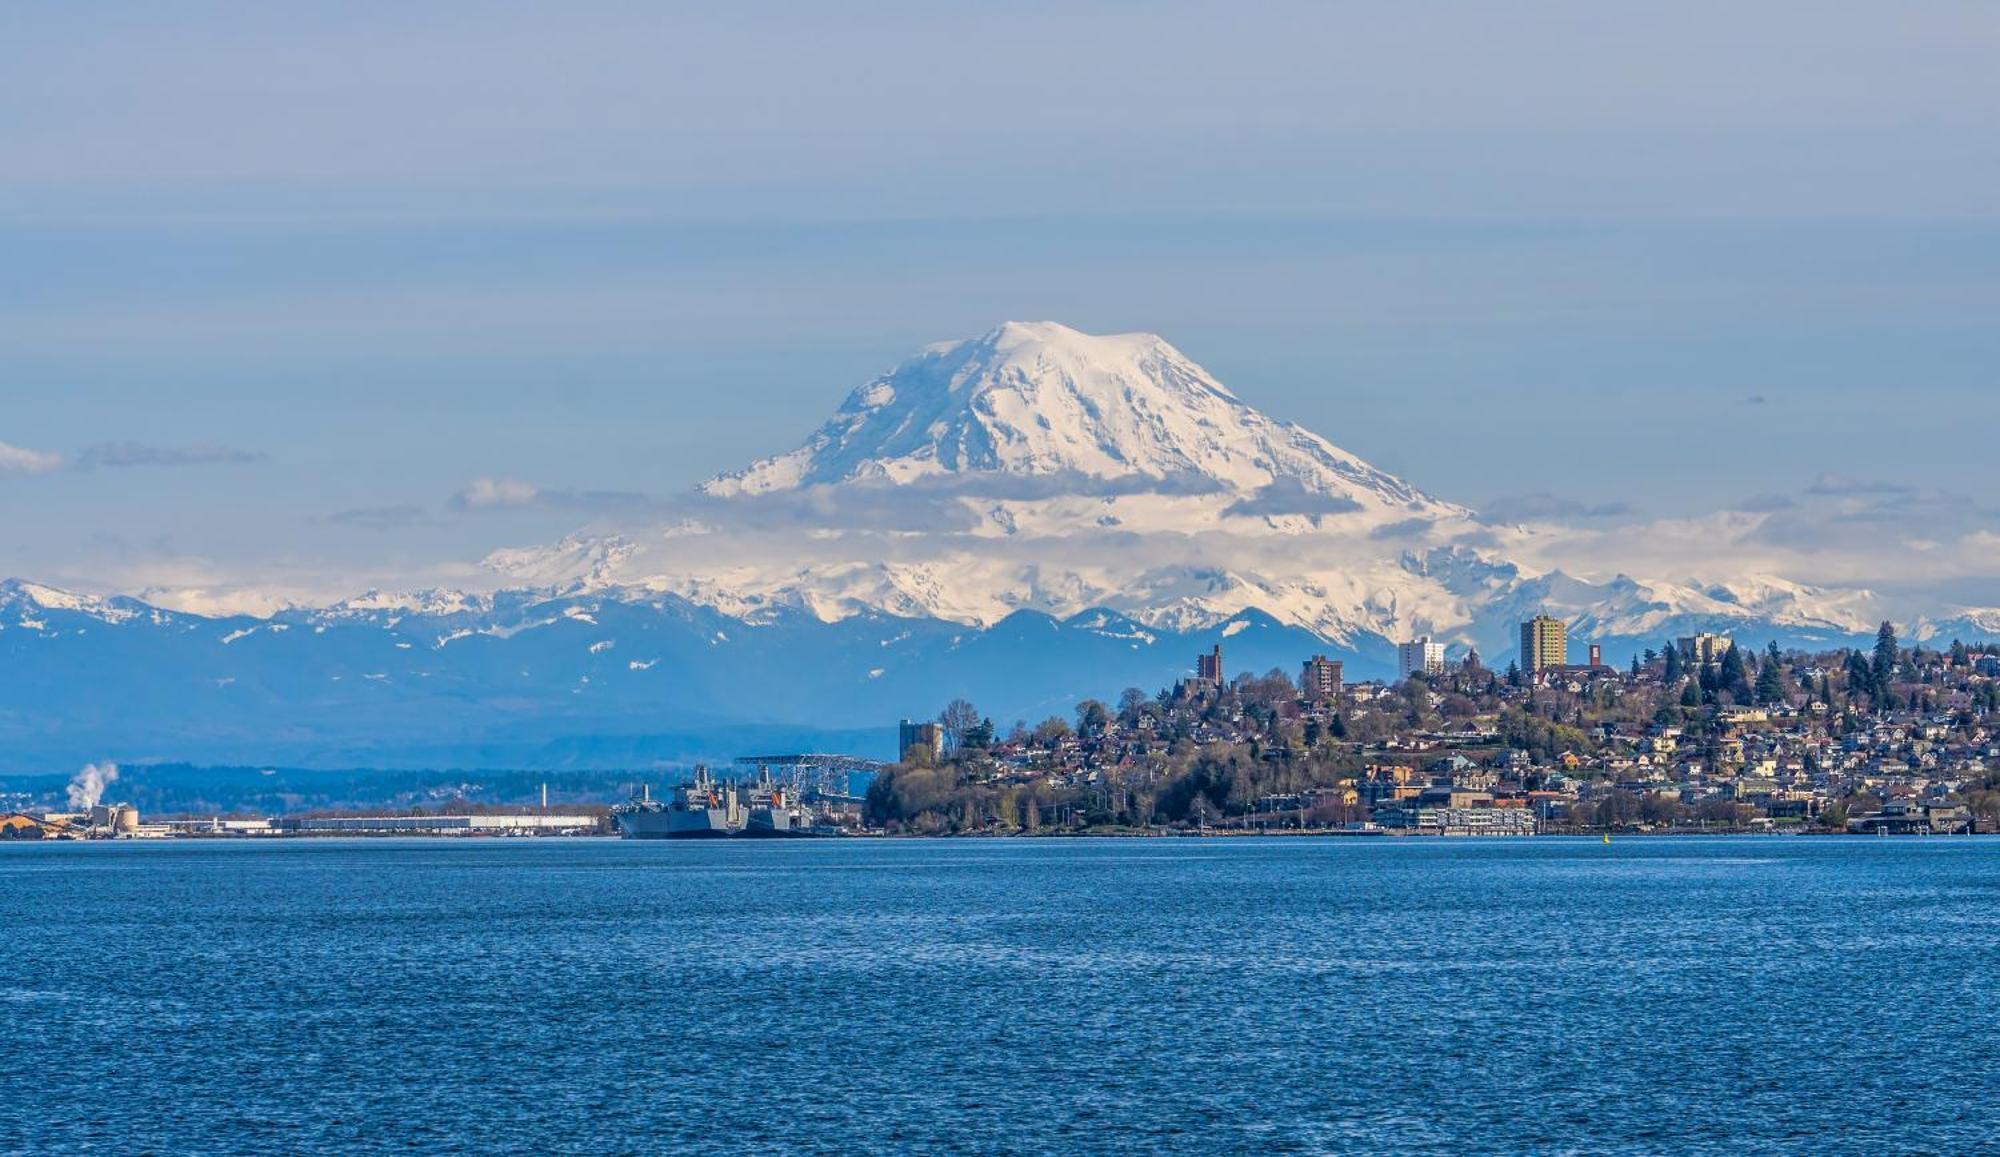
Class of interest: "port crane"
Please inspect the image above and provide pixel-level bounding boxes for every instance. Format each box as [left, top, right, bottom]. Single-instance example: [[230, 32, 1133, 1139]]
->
[[729, 754, 880, 805]]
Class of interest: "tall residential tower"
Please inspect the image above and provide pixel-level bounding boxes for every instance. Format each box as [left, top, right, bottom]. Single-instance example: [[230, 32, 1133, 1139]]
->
[[1301, 654, 1344, 699], [1396, 638, 1446, 681], [1520, 615, 1567, 673]]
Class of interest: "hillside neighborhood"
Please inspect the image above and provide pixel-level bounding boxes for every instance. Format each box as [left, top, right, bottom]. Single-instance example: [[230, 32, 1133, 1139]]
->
[[868, 622, 2000, 837]]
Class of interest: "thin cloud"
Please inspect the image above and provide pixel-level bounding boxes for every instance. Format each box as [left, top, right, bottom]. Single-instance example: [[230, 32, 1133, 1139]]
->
[[1370, 517, 1439, 540], [452, 477, 542, 511], [449, 477, 653, 514], [1221, 478, 1364, 519], [1804, 473, 1913, 497], [1738, 492, 1796, 513], [74, 442, 266, 469], [0, 440, 64, 476], [327, 504, 432, 531], [677, 471, 1230, 536], [1478, 492, 1637, 525]]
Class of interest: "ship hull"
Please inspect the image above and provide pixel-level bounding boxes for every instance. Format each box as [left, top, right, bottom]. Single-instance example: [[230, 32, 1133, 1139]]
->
[[742, 805, 829, 838], [736, 824, 821, 838], [612, 807, 740, 839]]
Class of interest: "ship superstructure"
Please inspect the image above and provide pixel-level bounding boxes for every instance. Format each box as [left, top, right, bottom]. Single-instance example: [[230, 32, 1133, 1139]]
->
[[741, 766, 813, 838], [611, 766, 743, 839], [611, 755, 878, 840]]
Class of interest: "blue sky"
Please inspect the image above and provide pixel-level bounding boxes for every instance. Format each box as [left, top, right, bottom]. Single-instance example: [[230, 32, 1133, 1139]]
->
[[2, 2, 1996, 605]]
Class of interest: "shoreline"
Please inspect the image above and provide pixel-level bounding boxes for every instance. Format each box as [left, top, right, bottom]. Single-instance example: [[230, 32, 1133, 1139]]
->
[[14, 826, 1991, 843]]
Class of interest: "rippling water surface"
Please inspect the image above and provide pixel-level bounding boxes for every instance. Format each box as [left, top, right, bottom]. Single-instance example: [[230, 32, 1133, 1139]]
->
[[3, 836, 1996, 1153]]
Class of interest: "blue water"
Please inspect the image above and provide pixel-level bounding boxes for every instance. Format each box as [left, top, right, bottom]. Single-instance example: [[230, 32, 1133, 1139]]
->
[[2, 837, 1995, 1153]]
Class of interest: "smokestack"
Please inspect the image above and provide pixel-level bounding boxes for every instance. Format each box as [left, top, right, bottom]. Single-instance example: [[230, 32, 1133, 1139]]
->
[[540, 782, 548, 811]]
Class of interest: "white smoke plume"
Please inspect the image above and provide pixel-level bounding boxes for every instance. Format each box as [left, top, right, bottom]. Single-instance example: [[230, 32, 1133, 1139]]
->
[[66, 762, 119, 811]]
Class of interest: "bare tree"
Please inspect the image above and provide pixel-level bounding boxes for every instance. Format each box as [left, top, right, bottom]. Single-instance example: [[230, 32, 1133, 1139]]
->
[[938, 698, 980, 754]]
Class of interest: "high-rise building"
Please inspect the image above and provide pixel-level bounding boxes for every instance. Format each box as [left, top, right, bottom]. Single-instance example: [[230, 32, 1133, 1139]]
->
[[1676, 633, 1732, 665], [898, 719, 943, 763], [1396, 637, 1446, 681], [1301, 654, 1344, 699], [1196, 645, 1224, 684], [1520, 615, 1567, 673]]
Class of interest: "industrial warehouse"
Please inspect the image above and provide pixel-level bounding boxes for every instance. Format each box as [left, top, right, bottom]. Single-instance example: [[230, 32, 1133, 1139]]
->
[[2, 807, 607, 839]]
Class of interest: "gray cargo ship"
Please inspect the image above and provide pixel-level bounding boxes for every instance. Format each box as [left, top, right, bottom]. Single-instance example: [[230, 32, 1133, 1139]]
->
[[612, 767, 743, 839], [612, 766, 832, 839], [740, 767, 818, 838]]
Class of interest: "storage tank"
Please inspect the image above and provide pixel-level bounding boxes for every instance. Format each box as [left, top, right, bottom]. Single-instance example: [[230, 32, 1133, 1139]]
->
[[113, 805, 140, 834]]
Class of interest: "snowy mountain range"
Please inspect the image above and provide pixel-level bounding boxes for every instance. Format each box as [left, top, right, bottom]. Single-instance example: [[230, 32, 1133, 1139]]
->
[[498, 321, 1976, 648], [4, 321, 1996, 769]]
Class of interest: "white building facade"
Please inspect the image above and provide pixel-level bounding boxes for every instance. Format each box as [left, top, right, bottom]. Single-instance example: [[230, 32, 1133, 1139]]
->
[[1397, 637, 1446, 681]]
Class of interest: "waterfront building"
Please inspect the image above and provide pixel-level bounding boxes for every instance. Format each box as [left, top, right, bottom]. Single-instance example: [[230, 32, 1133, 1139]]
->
[[1373, 803, 1538, 836], [1521, 615, 1568, 673], [272, 814, 599, 834], [899, 719, 944, 763]]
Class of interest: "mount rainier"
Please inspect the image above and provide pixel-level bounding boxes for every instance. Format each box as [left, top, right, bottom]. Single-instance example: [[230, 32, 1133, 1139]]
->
[[3, 321, 1988, 769]]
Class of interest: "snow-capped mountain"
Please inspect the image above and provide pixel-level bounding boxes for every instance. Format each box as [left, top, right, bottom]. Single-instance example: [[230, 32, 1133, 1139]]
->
[[0, 575, 1330, 769], [704, 320, 1454, 517], [5, 321, 1992, 769], [579, 321, 1492, 644], [572, 321, 1886, 652]]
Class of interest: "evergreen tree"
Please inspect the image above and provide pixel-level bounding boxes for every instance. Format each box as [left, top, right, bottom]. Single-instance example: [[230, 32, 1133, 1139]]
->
[[1755, 659, 1785, 705], [1718, 644, 1747, 697], [1845, 651, 1873, 696], [1872, 621, 1899, 692], [1663, 644, 1683, 682]]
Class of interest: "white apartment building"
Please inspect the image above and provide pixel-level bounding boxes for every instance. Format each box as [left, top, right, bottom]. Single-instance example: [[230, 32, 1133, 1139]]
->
[[1397, 637, 1446, 681]]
